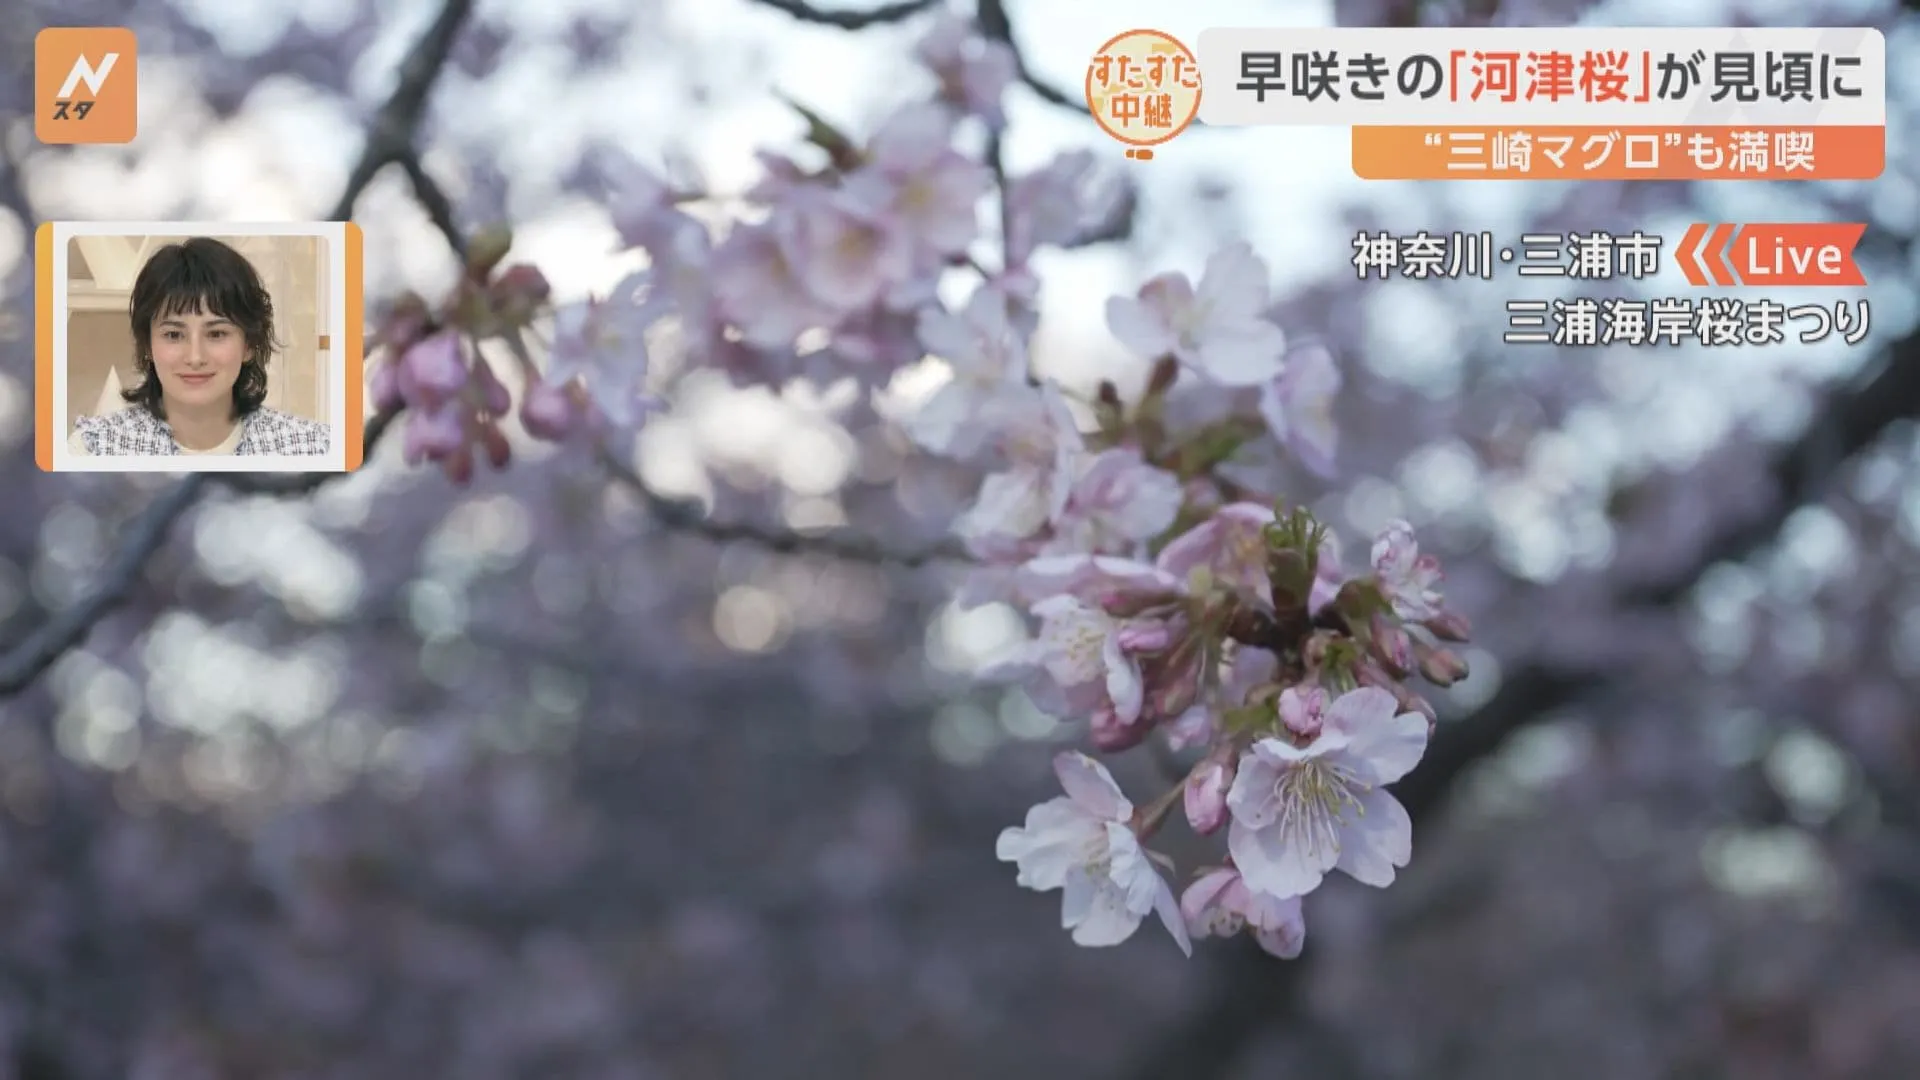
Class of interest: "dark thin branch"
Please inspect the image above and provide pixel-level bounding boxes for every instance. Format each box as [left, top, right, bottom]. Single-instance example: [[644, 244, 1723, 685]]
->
[[744, 0, 940, 30], [597, 450, 969, 565], [398, 153, 466, 257], [0, 477, 209, 694], [0, 0, 476, 701], [327, 0, 475, 229], [975, 0, 1078, 110]]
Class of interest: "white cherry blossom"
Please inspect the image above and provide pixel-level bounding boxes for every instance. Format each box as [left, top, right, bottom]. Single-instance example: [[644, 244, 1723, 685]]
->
[[996, 752, 1191, 954]]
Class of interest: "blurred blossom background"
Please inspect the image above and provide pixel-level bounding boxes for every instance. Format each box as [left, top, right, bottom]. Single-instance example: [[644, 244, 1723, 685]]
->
[[0, 0, 1918, 1077]]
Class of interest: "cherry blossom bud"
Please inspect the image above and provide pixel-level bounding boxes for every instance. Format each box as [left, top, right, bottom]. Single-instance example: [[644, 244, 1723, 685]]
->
[[1353, 656, 1393, 689], [1278, 685, 1328, 739], [1369, 613, 1413, 677], [1422, 610, 1472, 643], [398, 331, 468, 407], [374, 293, 430, 353], [443, 444, 475, 484], [369, 360, 402, 413], [480, 422, 511, 469], [488, 264, 551, 326], [1417, 646, 1469, 687], [401, 403, 465, 463], [466, 225, 514, 278], [520, 380, 578, 441], [1116, 623, 1173, 653], [1184, 748, 1236, 835], [471, 357, 511, 416]]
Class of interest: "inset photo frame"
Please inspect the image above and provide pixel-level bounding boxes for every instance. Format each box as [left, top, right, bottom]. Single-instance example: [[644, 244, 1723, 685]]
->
[[35, 220, 364, 472]]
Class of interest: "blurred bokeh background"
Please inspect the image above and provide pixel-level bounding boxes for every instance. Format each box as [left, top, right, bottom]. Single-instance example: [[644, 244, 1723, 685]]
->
[[1, 0, 1918, 1077]]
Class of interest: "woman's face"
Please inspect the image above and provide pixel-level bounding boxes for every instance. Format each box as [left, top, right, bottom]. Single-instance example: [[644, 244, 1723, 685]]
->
[[149, 308, 246, 412]]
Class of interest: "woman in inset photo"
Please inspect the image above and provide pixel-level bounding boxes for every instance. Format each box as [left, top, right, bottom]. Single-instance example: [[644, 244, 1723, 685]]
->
[[70, 236, 331, 456]]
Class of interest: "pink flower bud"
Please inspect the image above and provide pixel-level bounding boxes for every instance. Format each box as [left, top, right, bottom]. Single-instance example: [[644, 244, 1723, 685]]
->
[[369, 360, 402, 412], [1184, 749, 1235, 835], [471, 357, 511, 416], [374, 294, 429, 353], [480, 421, 511, 469], [1353, 656, 1393, 690], [1368, 613, 1413, 677], [402, 404, 465, 463], [520, 381, 578, 441], [489, 263, 551, 317], [1422, 610, 1472, 643], [1417, 646, 1469, 687], [398, 331, 468, 407], [1278, 685, 1327, 739], [443, 444, 475, 484], [1116, 622, 1172, 654]]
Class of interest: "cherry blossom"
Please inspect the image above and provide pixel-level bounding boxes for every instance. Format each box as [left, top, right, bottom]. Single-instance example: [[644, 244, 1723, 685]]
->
[[1371, 519, 1447, 623], [995, 753, 1190, 954], [1227, 687, 1429, 898], [1180, 864, 1307, 959], [1155, 502, 1279, 605], [1105, 242, 1288, 386], [1260, 344, 1342, 478]]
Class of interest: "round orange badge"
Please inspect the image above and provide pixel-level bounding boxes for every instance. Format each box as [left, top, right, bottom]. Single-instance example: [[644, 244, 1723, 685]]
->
[[1085, 30, 1202, 156]]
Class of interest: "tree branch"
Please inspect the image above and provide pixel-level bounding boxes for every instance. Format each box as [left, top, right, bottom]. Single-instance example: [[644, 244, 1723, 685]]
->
[[0, 0, 477, 701], [975, 0, 1078, 110], [744, 0, 941, 30], [0, 476, 209, 694], [596, 448, 969, 565]]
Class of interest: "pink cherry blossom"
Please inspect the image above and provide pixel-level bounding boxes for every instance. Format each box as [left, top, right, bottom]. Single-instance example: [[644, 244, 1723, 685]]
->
[[1042, 448, 1185, 557], [1105, 243, 1287, 386], [995, 753, 1191, 955], [710, 222, 835, 348], [1003, 151, 1129, 266], [1226, 687, 1428, 898], [1371, 519, 1446, 622], [905, 285, 1032, 459], [547, 273, 662, 433], [852, 102, 991, 259], [953, 386, 1084, 558], [1259, 344, 1341, 478], [913, 14, 1016, 128], [775, 187, 913, 312], [1155, 502, 1278, 605], [1180, 865, 1306, 959]]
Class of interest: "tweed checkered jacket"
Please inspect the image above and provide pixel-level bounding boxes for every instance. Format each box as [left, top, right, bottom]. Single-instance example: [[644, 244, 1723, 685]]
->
[[73, 406, 331, 456]]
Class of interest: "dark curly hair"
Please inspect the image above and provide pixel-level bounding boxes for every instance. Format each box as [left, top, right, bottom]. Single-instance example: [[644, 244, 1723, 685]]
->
[[123, 236, 278, 419]]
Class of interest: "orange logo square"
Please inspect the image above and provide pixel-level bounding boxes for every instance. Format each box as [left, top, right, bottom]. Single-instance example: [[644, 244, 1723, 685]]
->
[[34, 27, 138, 145]]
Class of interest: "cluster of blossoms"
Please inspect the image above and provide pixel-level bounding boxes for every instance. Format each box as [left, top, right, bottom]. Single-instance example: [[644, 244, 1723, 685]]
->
[[363, 14, 1474, 959]]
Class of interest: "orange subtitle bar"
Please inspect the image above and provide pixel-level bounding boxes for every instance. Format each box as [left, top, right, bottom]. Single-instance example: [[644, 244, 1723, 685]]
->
[[1352, 125, 1884, 180]]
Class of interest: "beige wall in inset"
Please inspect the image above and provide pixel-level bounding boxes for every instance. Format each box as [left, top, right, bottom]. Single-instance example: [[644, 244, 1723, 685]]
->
[[64, 234, 331, 439]]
